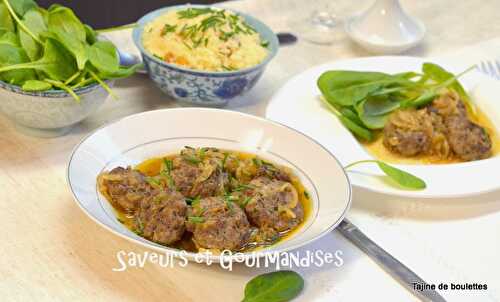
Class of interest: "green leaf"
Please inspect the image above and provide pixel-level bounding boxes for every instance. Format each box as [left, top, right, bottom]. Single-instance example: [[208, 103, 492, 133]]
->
[[242, 271, 304, 302], [187, 216, 205, 223], [50, 29, 88, 70], [99, 63, 142, 79], [22, 79, 51, 90], [377, 161, 426, 189], [44, 78, 79, 101], [87, 40, 119, 74], [84, 24, 97, 45], [0, 31, 19, 46], [317, 70, 390, 106], [0, 3, 15, 32], [345, 160, 426, 190], [362, 95, 400, 116], [0, 38, 77, 81], [358, 112, 389, 129], [0, 42, 35, 84], [422, 62, 474, 114], [320, 96, 374, 141], [18, 8, 46, 60], [47, 5, 86, 42], [9, 0, 37, 17]]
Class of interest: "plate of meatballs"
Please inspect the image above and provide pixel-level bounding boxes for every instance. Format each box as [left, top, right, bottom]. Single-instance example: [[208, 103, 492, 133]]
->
[[67, 108, 351, 260], [267, 56, 500, 198]]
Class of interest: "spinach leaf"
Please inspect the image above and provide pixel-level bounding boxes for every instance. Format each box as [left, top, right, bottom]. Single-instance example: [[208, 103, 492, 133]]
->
[[87, 40, 119, 74], [317, 70, 417, 106], [422, 62, 474, 114], [0, 43, 35, 84], [321, 96, 374, 140], [47, 5, 86, 42], [0, 31, 19, 46], [18, 8, 45, 60], [98, 63, 143, 79], [44, 78, 79, 100], [84, 24, 97, 45], [362, 95, 400, 116], [318, 70, 390, 105], [0, 1, 139, 98], [339, 106, 364, 126], [0, 3, 14, 32], [377, 161, 426, 189], [317, 63, 474, 139], [358, 112, 389, 129], [0, 38, 77, 81], [242, 271, 304, 302], [22, 79, 51, 90], [46, 7, 87, 69], [9, 0, 36, 17], [410, 65, 475, 108], [49, 29, 87, 70], [345, 160, 426, 190]]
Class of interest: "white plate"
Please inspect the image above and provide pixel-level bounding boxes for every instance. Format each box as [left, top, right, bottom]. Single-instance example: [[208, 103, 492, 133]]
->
[[266, 56, 500, 198], [67, 108, 351, 262]]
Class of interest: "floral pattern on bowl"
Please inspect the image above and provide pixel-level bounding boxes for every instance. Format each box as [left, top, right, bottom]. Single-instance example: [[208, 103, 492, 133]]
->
[[133, 4, 278, 107], [142, 55, 264, 106]]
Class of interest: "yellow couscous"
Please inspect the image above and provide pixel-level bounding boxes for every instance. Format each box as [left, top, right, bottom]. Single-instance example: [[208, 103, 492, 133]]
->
[[142, 7, 269, 72]]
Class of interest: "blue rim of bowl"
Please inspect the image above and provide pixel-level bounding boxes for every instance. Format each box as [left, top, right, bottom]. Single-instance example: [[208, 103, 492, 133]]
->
[[0, 79, 112, 99], [133, 4, 279, 77]]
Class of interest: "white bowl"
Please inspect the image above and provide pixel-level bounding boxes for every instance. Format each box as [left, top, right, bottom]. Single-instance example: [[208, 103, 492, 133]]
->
[[345, 0, 425, 54], [67, 108, 352, 262], [0, 81, 112, 137]]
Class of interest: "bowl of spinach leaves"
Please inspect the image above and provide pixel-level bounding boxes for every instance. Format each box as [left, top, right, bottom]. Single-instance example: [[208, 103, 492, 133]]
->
[[0, 0, 141, 137]]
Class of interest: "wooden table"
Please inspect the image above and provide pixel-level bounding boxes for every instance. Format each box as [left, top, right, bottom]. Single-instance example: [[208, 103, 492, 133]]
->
[[2, 0, 500, 301]]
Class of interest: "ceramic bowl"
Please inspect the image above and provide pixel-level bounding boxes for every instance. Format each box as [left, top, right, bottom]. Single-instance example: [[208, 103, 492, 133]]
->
[[344, 0, 425, 54], [132, 5, 279, 107], [67, 108, 352, 262], [0, 80, 112, 137]]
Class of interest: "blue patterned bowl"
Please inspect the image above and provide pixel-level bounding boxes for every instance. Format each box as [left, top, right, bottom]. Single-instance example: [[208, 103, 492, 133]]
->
[[133, 5, 279, 107]]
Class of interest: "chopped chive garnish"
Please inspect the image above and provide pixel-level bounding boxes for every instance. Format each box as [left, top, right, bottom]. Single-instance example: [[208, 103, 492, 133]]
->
[[241, 196, 252, 207], [186, 196, 200, 206], [177, 7, 215, 19], [163, 158, 173, 173], [161, 24, 177, 35], [188, 216, 205, 223], [145, 176, 161, 187], [252, 157, 263, 167], [135, 217, 144, 235], [234, 184, 255, 191], [172, 8, 261, 49]]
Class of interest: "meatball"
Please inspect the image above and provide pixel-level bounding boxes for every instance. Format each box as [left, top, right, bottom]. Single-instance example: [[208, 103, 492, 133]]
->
[[245, 177, 304, 235], [170, 148, 228, 198], [446, 115, 491, 160], [97, 167, 155, 212], [255, 162, 291, 182], [134, 189, 187, 245], [186, 197, 251, 251], [429, 93, 491, 160], [383, 109, 433, 156]]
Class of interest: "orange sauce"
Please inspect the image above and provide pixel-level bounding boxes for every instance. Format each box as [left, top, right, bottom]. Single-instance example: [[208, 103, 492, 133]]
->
[[113, 150, 312, 252], [362, 107, 500, 165]]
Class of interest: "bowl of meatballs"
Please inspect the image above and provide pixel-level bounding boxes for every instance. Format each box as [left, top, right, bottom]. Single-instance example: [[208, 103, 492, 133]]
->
[[67, 108, 351, 261]]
